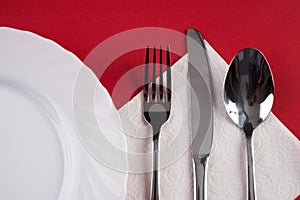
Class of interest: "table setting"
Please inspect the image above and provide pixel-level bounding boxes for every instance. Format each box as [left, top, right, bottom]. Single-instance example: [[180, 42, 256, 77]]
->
[[118, 29, 300, 199], [1, 1, 300, 199]]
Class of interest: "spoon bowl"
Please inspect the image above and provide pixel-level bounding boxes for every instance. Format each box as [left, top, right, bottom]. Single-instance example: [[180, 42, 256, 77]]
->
[[224, 48, 274, 200], [224, 48, 274, 131]]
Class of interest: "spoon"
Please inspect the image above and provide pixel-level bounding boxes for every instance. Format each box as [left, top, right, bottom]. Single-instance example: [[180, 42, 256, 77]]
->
[[223, 48, 274, 200]]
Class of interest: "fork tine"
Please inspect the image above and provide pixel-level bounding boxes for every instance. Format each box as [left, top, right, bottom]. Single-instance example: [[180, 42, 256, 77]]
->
[[166, 45, 171, 101], [159, 45, 163, 100], [144, 45, 149, 101], [152, 46, 156, 100]]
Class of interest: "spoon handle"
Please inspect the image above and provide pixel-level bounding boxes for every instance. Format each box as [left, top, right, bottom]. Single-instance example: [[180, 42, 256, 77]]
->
[[246, 136, 256, 200]]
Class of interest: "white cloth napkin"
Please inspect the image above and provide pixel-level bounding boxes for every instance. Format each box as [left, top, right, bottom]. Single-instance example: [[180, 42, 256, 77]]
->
[[118, 42, 300, 200]]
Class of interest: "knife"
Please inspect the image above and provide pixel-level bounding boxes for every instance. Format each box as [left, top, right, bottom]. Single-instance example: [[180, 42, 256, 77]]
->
[[187, 28, 214, 200]]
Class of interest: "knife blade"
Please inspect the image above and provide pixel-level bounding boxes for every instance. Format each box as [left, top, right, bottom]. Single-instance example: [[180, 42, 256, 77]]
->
[[187, 28, 214, 200]]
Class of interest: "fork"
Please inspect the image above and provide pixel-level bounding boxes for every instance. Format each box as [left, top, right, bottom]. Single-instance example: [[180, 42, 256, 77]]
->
[[143, 45, 172, 200]]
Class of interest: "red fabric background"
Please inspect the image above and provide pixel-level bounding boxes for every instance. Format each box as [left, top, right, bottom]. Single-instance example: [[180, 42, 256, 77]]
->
[[1, 0, 299, 198], [1, 0, 300, 162]]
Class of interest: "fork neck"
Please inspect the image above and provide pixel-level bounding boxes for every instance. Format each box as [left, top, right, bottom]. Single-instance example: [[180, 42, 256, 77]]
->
[[145, 111, 170, 138]]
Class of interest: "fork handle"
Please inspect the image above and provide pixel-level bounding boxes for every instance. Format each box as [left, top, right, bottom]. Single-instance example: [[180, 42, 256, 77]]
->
[[151, 135, 159, 200]]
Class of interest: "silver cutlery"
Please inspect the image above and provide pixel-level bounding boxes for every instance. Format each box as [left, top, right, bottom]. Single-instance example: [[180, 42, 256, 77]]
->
[[223, 48, 274, 200], [143, 45, 172, 200], [187, 28, 214, 200]]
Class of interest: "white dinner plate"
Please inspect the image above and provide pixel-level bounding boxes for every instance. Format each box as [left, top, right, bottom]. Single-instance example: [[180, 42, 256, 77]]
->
[[0, 27, 127, 200]]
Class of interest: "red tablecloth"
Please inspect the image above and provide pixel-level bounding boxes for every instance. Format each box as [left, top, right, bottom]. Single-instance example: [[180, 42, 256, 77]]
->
[[1, 0, 299, 144], [1, 1, 299, 199]]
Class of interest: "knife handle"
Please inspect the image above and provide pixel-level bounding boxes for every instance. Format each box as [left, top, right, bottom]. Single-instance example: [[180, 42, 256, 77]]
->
[[194, 155, 209, 200]]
